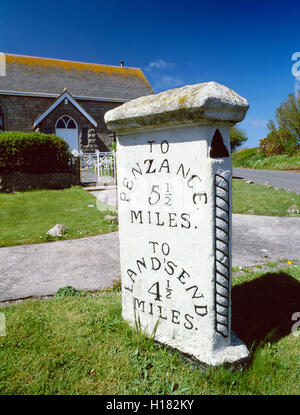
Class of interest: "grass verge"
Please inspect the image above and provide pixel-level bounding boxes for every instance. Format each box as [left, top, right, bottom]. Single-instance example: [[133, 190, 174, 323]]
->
[[0, 267, 299, 395], [0, 186, 117, 247], [232, 148, 300, 170], [232, 179, 300, 216]]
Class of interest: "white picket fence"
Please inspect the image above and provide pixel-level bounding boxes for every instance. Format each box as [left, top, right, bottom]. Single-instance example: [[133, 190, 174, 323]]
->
[[77, 150, 116, 183]]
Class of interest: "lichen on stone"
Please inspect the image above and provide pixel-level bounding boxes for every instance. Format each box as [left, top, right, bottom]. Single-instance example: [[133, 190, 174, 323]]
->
[[105, 81, 249, 134]]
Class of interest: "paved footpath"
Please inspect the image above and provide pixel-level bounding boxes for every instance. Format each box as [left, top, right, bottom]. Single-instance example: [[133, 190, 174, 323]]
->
[[0, 214, 299, 303], [0, 233, 120, 302]]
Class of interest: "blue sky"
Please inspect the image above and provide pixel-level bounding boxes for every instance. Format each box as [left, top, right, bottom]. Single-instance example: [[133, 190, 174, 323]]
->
[[1, 0, 299, 147]]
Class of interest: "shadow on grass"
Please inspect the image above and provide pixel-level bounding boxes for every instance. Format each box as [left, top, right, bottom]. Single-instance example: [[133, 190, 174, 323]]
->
[[231, 272, 300, 350]]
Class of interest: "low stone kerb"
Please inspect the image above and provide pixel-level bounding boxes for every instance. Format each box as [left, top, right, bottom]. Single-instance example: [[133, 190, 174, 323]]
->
[[104, 81, 249, 134]]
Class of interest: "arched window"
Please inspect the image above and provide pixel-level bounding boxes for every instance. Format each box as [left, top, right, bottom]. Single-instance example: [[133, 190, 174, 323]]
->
[[0, 106, 4, 132], [56, 116, 77, 129]]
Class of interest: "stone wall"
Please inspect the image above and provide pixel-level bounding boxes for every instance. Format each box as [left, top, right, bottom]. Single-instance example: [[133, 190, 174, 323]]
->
[[0, 172, 80, 193], [0, 95, 120, 151], [0, 95, 53, 132]]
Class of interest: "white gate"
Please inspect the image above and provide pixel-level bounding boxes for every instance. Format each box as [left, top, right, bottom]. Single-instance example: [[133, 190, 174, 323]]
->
[[78, 150, 116, 183]]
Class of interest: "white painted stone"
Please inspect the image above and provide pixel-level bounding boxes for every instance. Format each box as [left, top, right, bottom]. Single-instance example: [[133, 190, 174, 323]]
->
[[104, 82, 249, 366]]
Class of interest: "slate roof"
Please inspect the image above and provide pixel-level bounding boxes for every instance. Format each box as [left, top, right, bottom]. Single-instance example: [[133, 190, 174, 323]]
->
[[0, 53, 153, 101]]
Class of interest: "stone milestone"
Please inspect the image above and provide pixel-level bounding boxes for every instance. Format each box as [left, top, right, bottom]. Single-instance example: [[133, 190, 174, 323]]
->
[[105, 82, 249, 365]]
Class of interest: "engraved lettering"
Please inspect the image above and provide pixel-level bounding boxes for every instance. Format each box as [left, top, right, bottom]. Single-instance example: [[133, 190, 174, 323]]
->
[[148, 140, 155, 152], [164, 260, 177, 275], [187, 174, 201, 189], [120, 192, 130, 202], [184, 314, 194, 330], [158, 159, 170, 173], [144, 159, 156, 174], [176, 163, 191, 179], [171, 310, 180, 324], [133, 298, 145, 312], [127, 269, 137, 283], [169, 212, 178, 227], [151, 257, 161, 271], [123, 178, 133, 191], [177, 269, 190, 285], [181, 213, 191, 229], [131, 163, 143, 179], [194, 305, 208, 317], [160, 140, 169, 154], [131, 210, 143, 224], [136, 257, 147, 273], [185, 285, 204, 299]]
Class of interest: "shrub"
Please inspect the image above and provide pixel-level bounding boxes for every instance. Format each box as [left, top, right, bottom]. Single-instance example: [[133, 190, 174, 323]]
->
[[0, 132, 71, 174], [260, 132, 284, 156], [260, 129, 298, 156]]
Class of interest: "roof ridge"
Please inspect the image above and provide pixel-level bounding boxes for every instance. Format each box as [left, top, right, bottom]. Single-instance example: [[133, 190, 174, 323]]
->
[[3, 52, 141, 70]]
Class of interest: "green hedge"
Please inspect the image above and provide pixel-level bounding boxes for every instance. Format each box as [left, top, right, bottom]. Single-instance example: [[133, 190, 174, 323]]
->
[[0, 132, 72, 174]]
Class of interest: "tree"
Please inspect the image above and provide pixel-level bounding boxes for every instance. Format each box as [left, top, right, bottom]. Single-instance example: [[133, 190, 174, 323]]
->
[[262, 92, 300, 156], [275, 92, 300, 143], [230, 127, 248, 151]]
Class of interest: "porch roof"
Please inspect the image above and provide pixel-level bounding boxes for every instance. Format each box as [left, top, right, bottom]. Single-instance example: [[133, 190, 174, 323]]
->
[[34, 89, 97, 128]]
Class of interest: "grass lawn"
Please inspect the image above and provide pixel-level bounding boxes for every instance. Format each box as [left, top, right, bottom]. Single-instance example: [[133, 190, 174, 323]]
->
[[0, 186, 117, 247], [0, 267, 299, 395], [0, 182, 299, 247], [232, 148, 300, 170], [232, 179, 300, 216]]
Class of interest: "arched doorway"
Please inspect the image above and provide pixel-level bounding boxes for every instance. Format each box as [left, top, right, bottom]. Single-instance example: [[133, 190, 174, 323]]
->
[[55, 115, 78, 151]]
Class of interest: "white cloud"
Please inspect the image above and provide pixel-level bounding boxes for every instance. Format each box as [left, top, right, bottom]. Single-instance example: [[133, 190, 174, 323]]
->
[[243, 119, 268, 128], [144, 59, 184, 91], [251, 119, 268, 127], [145, 59, 175, 71], [155, 75, 184, 89]]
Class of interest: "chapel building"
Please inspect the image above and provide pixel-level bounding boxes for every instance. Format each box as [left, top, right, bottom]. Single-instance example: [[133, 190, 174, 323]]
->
[[0, 53, 153, 152]]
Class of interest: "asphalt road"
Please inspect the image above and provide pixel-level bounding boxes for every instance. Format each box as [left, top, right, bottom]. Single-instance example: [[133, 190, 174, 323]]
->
[[233, 168, 300, 193]]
